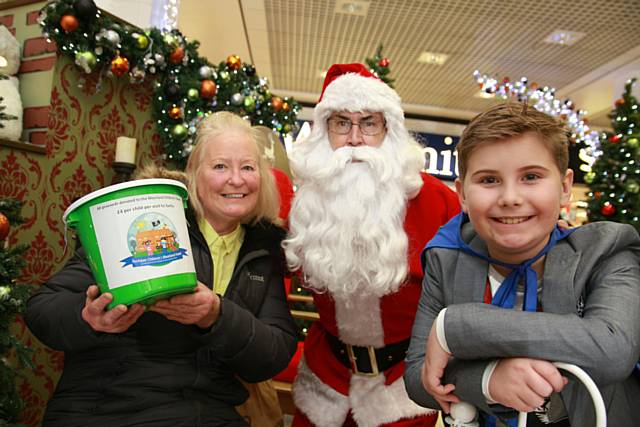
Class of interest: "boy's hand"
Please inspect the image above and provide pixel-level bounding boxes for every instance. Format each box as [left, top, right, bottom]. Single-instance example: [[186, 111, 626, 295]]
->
[[421, 322, 459, 412], [488, 358, 568, 412]]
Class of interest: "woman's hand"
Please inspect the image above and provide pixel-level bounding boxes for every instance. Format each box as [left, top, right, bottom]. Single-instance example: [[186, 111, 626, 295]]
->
[[149, 281, 220, 329], [81, 285, 145, 333]]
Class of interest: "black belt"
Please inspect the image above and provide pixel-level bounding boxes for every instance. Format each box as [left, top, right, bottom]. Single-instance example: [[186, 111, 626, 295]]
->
[[326, 333, 410, 376]]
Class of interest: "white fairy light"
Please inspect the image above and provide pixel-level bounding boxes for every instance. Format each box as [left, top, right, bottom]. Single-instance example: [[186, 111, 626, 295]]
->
[[473, 70, 602, 165]]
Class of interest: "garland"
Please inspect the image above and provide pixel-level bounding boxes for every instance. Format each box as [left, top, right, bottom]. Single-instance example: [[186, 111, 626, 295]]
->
[[38, 0, 300, 167]]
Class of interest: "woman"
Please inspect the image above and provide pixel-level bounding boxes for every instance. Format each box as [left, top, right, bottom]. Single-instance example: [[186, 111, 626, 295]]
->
[[26, 111, 297, 426]]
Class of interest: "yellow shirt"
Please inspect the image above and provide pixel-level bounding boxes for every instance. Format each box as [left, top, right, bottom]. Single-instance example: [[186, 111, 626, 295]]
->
[[198, 218, 245, 295]]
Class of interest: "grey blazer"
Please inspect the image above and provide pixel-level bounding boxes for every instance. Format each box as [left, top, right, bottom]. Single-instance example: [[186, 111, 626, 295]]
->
[[404, 221, 640, 427]]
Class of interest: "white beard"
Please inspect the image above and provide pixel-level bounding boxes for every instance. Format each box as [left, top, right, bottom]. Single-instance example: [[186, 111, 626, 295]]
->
[[284, 136, 421, 300]]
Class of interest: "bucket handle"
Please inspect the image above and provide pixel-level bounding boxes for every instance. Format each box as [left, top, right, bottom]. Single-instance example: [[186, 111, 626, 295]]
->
[[446, 362, 606, 427]]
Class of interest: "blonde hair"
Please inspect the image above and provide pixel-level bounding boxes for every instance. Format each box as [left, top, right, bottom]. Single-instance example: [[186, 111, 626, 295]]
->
[[457, 102, 569, 180], [185, 111, 280, 225]]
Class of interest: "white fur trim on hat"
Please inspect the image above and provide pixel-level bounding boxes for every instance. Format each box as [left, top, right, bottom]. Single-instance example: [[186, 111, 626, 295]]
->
[[314, 73, 404, 126]]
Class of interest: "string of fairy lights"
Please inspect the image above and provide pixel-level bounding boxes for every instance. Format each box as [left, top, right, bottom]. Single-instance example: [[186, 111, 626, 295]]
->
[[473, 70, 603, 169]]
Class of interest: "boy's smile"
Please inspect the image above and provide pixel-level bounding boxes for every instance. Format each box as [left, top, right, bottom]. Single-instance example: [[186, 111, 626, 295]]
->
[[455, 132, 573, 264]]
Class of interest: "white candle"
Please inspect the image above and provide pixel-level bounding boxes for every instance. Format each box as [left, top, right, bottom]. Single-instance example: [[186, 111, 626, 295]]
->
[[115, 136, 137, 164]]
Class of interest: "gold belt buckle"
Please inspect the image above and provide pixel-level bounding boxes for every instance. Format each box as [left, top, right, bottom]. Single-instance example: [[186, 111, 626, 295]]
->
[[346, 344, 379, 377]]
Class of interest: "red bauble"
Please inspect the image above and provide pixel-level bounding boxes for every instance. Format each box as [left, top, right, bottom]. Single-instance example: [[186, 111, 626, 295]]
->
[[169, 46, 185, 64], [0, 212, 9, 241], [601, 202, 616, 216], [200, 79, 217, 99], [168, 106, 182, 119], [378, 58, 389, 68], [610, 134, 622, 143], [614, 98, 625, 107], [282, 102, 290, 112], [111, 55, 130, 77], [226, 54, 242, 70], [271, 96, 283, 111], [60, 14, 79, 33]]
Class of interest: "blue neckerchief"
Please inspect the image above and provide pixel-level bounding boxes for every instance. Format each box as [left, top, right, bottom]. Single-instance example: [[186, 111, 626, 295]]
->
[[424, 213, 575, 427], [424, 213, 575, 312]]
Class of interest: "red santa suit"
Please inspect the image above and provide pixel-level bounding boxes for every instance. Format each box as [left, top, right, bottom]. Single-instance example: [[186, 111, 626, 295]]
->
[[292, 172, 460, 427], [286, 63, 461, 427]]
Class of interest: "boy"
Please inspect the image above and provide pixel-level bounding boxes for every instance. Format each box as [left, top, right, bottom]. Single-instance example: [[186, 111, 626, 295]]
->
[[404, 102, 640, 427]]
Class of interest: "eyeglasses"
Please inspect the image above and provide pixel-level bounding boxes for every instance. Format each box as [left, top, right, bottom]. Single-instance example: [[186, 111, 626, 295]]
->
[[327, 117, 386, 136]]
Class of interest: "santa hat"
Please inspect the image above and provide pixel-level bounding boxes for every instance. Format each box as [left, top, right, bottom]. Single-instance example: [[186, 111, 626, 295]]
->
[[314, 63, 404, 131]]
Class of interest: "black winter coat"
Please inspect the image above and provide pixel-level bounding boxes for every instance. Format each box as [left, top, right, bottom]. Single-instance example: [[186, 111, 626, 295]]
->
[[26, 218, 297, 427]]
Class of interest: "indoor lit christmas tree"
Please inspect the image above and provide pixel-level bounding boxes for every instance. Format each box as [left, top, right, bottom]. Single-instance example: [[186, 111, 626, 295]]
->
[[585, 78, 640, 231], [0, 199, 32, 425]]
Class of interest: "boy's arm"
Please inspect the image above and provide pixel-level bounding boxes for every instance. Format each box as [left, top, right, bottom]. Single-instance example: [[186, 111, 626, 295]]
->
[[405, 251, 446, 409], [442, 249, 640, 385], [405, 250, 491, 412]]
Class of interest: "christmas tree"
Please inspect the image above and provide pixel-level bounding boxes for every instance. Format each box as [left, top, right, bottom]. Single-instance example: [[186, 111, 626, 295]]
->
[[585, 78, 640, 231], [0, 199, 32, 425], [365, 45, 394, 88]]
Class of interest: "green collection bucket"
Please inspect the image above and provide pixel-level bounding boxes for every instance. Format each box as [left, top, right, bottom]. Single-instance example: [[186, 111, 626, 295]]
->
[[63, 178, 197, 309]]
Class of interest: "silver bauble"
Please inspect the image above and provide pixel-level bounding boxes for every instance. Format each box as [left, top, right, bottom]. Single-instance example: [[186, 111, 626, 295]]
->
[[199, 65, 213, 79], [231, 93, 244, 106]]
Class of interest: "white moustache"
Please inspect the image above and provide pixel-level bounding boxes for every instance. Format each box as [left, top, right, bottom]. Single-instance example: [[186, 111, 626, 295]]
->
[[320, 146, 394, 182]]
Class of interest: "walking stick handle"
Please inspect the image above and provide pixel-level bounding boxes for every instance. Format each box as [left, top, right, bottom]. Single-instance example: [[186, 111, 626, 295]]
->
[[447, 362, 606, 427]]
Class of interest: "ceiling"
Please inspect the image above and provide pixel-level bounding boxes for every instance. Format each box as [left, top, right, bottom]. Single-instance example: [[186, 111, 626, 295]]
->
[[174, 0, 640, 128]]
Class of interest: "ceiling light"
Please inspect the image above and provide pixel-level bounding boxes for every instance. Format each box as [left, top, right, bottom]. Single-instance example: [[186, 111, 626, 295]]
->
[[334, 0, 370, 16], [417, 51, 449, 65], [544, 30, 586, 46]]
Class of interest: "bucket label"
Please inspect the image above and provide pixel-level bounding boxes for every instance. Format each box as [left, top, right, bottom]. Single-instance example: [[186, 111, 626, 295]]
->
[[90, 193, 195, 289]]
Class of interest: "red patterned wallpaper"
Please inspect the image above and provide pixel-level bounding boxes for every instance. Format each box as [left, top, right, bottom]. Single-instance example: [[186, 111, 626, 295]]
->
[[0, 55, 162, 425]]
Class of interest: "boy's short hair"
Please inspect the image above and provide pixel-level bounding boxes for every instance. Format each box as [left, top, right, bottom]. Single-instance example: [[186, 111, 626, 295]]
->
[[457, 102, 569, 179]]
